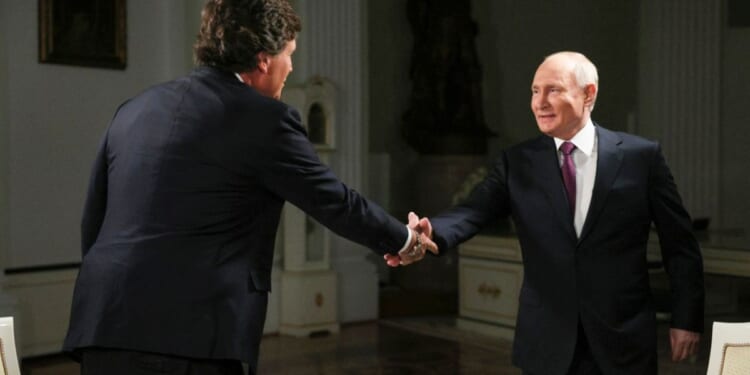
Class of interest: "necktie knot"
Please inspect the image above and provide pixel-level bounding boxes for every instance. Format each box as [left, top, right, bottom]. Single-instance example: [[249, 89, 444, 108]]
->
[[560, 141, 576, 156]]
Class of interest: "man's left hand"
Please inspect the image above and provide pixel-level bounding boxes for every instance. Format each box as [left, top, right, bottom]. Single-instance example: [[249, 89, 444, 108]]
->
[[384, 212, 436, 267], [669, 328, 700, 362]]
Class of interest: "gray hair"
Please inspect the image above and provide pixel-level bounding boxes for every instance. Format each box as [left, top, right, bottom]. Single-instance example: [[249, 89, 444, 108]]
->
[[545, 51, 599, 111]]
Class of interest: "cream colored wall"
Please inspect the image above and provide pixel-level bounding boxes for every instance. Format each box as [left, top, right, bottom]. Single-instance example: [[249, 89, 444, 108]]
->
[[4, 1, 194, 269], [0, 0, 199, 356]]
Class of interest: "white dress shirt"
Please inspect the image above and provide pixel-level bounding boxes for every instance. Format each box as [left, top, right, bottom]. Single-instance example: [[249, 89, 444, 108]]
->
[[553, 119, 598, 237]]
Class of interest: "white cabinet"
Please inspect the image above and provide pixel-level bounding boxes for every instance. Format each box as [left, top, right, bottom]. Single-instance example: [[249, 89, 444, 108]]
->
[[457, 235, 522, 340], [279, 270, 339, 336]]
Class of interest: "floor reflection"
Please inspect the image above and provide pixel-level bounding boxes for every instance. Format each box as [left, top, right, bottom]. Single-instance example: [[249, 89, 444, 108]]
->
[[257, 316, 717, 374], [22, 315, 738, 374], [258, 321, 517, 374]]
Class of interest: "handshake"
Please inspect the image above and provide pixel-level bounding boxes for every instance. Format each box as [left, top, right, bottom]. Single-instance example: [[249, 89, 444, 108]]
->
[[383, 212, 438, 267]]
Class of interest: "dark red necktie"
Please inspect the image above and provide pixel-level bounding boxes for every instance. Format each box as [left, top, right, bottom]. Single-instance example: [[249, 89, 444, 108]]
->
[[560, 141, 577, 214]]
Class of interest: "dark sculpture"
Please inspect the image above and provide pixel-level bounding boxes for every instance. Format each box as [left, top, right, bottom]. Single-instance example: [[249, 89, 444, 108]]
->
[[402, 0, 495, 154]]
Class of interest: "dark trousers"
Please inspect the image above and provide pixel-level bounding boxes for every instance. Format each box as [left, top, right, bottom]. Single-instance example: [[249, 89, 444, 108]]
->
[[524, 323, 603, 375], [565, 325, 603, 375], [81, 348, 245, 375]]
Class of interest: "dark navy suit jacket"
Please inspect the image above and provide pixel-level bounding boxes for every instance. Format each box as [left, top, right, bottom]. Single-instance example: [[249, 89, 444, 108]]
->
[[63, 67, 408, 370], [431, 126, 704, 375]]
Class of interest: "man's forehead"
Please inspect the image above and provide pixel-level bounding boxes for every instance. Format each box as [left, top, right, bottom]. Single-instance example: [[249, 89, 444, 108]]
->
[[532, 68, 570, 86]]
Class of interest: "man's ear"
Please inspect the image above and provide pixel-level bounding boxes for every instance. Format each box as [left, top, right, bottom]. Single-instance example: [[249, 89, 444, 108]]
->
[[583, 84, 597, 107], [256, 52, 271, 74]]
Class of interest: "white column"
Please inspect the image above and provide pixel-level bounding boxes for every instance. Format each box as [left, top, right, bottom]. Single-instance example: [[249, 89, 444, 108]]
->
[[298, 0, 378, 322], [638, 0, 721, 223]]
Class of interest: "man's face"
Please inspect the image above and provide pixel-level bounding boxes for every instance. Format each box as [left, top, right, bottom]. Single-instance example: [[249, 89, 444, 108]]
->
[[258, 39, 296, 99], [530, 58, 590, 140]]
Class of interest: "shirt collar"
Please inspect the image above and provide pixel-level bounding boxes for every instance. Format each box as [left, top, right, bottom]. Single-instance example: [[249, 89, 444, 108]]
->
[[554, 119, 596, 156]]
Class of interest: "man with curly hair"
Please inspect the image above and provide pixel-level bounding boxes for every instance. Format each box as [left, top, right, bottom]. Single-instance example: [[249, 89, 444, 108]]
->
[[63, 1, 436, 374]]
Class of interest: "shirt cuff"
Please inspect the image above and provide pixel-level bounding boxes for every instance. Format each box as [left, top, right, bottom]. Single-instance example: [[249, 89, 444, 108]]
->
[[397, 226, 413, 253]]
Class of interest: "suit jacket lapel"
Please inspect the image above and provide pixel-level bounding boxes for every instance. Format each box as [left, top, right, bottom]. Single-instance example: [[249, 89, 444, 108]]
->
[[578, 126, 624, 243], [529, 136, 577, 242]]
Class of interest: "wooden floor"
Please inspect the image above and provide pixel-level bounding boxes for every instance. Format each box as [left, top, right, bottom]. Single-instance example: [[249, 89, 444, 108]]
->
[[21, 315, 732, 375]]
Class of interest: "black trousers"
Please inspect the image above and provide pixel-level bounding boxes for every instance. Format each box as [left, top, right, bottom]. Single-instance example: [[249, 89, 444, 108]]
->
[[565, 325, 603, 375], [80, 348, 245, 375], [525, 323, 603, 375]]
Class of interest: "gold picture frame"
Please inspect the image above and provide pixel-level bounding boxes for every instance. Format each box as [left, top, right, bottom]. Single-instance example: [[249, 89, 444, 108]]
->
[[38, 0, 127, 69]]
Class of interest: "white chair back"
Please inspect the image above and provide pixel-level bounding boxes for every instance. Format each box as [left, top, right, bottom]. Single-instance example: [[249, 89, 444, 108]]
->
[[706, 321, 750, 375], [0, 316, 21, 375]]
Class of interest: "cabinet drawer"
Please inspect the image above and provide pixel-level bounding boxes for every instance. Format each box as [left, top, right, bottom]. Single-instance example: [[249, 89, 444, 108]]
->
[[459, 257, 523, 327]]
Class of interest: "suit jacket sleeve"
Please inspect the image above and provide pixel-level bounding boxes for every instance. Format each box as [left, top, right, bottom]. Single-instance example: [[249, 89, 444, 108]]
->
[[254, 107, 408, 255], [648, 143, 705, 332], [430, 153, 512, 251], [80, 130, 109, 257]]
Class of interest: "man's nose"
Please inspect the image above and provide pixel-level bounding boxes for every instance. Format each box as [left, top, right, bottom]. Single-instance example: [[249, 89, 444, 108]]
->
[[533, 94, 549, 109]]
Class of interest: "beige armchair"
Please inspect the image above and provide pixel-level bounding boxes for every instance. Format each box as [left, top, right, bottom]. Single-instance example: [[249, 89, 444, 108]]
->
[[706, 321, 750, 375], [0, 317, 20, 375]]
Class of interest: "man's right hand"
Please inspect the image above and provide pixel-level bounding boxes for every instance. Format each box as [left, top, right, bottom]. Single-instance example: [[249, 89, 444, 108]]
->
[[384, 212, 437, 267]]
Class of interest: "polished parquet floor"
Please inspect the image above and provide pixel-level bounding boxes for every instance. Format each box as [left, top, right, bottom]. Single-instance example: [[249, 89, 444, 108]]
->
[[22, 315, 726, 375]]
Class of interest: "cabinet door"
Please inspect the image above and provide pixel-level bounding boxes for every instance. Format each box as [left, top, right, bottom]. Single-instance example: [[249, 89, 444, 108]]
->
[[459, 257, 523, 327]]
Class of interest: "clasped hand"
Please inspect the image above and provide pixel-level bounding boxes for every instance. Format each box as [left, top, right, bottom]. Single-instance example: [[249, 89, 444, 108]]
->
[[383, 212, 438, 267]]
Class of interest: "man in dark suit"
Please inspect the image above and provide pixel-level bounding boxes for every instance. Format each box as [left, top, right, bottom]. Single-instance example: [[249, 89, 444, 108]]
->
[[387, 51, 704, 374], [63, 1, 435, 374]]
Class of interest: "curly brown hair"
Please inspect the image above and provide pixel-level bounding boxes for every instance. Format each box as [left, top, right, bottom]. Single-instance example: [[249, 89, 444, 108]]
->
[[193, 0, 301, 72]]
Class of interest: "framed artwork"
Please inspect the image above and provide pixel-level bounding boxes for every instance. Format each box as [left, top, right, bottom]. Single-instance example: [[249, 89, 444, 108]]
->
[[38, 0, 127, 69]]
